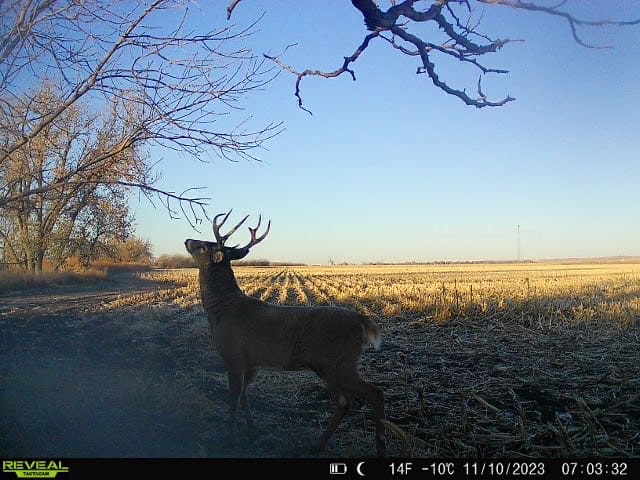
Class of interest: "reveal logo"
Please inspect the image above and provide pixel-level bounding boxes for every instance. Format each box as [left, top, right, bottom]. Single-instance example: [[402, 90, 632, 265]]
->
[[2, 461, 69, 478]]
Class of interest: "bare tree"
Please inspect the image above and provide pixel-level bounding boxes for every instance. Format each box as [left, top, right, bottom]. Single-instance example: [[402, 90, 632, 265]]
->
[[0, 85, 138, 273], [0, 0, 281, 220], [227, 0, 639, 113], [109, 237, 154, 263], [54, 191, 134, 269]]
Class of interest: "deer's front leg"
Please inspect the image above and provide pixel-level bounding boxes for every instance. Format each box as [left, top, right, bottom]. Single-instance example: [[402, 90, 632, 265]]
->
[[241, 368, 257, 436], [227, 368, 244, 446]]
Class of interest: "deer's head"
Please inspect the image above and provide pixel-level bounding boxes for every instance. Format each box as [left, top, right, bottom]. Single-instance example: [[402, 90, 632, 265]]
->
[[185, 211, 270, 267]]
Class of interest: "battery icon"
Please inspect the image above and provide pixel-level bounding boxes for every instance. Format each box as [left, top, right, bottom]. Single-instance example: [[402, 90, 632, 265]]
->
[[329, 463, 348, 475]]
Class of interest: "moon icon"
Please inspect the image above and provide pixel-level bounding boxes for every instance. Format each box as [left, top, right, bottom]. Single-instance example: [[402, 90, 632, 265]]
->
[[356, 461, 366, 477]]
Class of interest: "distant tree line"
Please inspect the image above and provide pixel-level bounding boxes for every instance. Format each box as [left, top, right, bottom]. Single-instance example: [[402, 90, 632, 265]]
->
[[153, 255, 304, 269]]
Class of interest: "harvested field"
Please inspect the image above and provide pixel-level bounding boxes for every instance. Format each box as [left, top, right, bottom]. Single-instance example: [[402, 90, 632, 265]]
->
[[1, 264, 639, 457]]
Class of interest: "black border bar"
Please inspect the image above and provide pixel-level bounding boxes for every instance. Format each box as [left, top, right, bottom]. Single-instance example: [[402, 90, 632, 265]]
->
[[1, 458, 638, 480]]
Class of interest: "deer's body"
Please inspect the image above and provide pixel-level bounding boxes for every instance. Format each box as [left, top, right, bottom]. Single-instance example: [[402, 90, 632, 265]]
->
[[186, 212, 386, 457], [201, 269, 378, 372]]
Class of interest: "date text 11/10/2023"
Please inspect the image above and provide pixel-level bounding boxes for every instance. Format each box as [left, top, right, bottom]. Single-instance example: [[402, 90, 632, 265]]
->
[[386, 461, 630, 477]]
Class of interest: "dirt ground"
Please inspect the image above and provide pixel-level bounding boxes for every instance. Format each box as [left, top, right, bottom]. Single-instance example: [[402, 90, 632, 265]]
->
[[0, 274, 362, 457], [0, 274, 207, 457], [1, 272, 639, 458]]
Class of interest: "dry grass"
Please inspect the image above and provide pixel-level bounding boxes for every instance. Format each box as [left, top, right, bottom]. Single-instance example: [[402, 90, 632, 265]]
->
[[90, 261, 152, 274], [0, 269, 108, 293], [96, 263, 640, 457]]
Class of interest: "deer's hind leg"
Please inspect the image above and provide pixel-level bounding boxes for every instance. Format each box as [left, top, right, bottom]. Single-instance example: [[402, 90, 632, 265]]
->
[[336, 371, 386, 458], [313, 381, 352, 453]]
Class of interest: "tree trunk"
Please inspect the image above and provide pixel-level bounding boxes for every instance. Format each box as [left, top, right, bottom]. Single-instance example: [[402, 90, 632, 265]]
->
[[35, 251, 44, 275]]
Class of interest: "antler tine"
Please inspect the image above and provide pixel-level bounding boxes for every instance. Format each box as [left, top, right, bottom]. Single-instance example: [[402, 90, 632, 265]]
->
[[212, 210, 232, 244], [252, 214, 262, 231], [243, 215, 271, 250], [212, 210, 250, 246], [223, 215, 250, 243]]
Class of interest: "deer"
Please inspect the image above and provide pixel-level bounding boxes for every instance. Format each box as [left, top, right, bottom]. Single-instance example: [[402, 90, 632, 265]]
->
[[184, 211, 386, 457]]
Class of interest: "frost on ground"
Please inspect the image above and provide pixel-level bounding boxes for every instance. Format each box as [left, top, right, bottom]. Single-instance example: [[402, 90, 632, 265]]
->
[[1, 265, 639, 457]]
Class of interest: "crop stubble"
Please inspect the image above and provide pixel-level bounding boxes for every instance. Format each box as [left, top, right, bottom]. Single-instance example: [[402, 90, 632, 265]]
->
[[131, 263, 640, 456]]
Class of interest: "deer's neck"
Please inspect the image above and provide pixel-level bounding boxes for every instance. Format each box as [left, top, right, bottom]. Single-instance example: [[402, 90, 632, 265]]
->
[[198, 262, 243, 321]]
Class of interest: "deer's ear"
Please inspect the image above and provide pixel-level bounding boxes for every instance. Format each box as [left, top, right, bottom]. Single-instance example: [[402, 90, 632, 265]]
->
[[213, 251, 225, 263], [228, 247, 250, 260]]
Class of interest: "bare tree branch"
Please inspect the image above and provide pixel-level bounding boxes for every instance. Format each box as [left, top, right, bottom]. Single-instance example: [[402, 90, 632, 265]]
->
[[228, 0, 639, 112], [392, 24, 515, 107], [227, 0, 243, 20], [74, 181, 210, 230], [478, 0, 640, 49], [264, 30, 382, 115], [0, 0, 282, 224]]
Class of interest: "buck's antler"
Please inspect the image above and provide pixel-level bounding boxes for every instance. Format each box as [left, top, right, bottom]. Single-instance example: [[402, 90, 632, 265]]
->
[[242, 215, 271, 250], [213, 210, 249, 246]]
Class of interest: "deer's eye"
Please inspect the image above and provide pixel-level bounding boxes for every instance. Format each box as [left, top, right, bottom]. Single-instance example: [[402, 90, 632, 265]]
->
[[199, 246, 207, 253]]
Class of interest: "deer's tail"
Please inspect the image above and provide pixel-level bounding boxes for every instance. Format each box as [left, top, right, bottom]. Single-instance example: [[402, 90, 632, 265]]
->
[[360, 315, 382, 350]]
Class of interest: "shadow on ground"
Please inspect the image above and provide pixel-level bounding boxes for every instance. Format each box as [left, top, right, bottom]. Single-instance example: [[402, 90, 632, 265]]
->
[[0, 274, 338, 458]]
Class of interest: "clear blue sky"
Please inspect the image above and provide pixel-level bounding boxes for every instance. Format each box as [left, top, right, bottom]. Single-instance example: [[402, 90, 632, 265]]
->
[[133, 1, 640, 264]]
